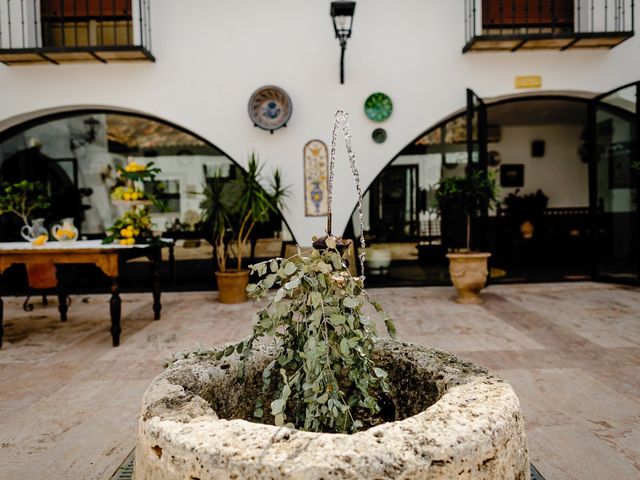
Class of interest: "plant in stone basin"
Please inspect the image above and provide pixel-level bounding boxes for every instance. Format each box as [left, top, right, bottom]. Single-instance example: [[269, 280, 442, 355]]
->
[[209, 236, 396, 434]]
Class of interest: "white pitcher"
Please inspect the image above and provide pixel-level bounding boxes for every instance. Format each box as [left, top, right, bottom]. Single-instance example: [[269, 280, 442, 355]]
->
[[51, 217, 79, 242], [20, 218, 49, 244]]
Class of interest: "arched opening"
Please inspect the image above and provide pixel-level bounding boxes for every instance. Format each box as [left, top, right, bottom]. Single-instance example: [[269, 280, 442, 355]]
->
[[0, 109, 294, 292], [346, 93, 601, 286]]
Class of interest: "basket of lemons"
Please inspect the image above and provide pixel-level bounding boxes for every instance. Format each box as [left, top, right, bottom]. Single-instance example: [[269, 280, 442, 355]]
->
[[111, 186, 146, 202], [103, 208, 154, 246]]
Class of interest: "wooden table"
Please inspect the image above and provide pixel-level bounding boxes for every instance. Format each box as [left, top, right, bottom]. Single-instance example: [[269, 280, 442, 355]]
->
[[0, 240, 163, 348]]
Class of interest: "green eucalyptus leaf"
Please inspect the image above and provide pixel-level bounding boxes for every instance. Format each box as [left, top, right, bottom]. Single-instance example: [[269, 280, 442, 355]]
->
[[284, 262, 297, 276], [343, 297, 358, 309], [274, 413, 285, 426], [329, 314, 345, 326], [282, 384, 292, 399], [339, 338, 350, 356], [330, 253, 343, 270], [263, 274, 277, 289], [273, 288, 285, 303], [385, 318, 397, 339], [284, 276, 301, 290], [271, 398, 286, 415], [310, 291, 323, 308], [373, 367, 388, 379]]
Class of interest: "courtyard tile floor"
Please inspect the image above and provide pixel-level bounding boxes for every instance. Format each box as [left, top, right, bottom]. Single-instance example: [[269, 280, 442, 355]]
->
[[0, 282, 638, 479]]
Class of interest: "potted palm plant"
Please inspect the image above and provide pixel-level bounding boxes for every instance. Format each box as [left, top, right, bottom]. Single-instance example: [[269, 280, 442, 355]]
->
[[200, 154, 288, 303], [435, 171, 498, 304]]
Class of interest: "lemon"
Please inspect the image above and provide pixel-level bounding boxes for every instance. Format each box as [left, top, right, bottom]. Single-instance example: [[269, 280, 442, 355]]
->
[[123, 193, 131, 201], [119, 239, 128, 245], [32, 234, 48, 246], [127, 237, 136, 245]]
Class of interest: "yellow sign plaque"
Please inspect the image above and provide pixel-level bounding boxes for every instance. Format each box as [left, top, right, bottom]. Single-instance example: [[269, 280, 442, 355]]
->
[[515, 75, 542, 89]]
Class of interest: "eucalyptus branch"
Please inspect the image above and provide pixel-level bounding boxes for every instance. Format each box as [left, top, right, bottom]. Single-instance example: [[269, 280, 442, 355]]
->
[[200, 244, 396, 433]]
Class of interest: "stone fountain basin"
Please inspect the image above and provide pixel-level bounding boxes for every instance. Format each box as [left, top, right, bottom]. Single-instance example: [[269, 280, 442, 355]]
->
[[134, 340, 529, 480]]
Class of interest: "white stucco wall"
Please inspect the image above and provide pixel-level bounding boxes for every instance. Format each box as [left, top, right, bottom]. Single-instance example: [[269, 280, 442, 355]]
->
[[1, 1, 639, 244], [490, 124, 589, 208]]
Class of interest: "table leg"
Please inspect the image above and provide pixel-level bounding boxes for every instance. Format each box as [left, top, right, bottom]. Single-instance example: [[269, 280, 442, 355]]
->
[[110, 278, 121, 347], [169, 241, 176, 288], [151, 250, 162, 320], [56, 268, 68, 322]]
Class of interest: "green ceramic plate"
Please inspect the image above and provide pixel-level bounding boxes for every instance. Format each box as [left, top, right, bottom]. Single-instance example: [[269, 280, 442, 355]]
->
[[364, 92, 393, 122]]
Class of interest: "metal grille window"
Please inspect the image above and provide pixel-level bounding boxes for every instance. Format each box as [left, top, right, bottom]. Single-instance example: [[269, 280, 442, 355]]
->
[[464, 0, 634, 52], [0, 0, 153, 64]]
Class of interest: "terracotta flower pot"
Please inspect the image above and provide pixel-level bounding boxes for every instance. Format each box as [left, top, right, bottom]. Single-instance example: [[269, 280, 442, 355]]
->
[[215, 270, 250, 304], [520, 220, 534, 239], [446, 252, 491, 304]]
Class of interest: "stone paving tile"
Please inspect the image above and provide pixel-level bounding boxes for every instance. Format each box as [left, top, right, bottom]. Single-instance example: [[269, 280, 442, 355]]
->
[[0, 282, 639, 479], [527, 424, 639, 480]]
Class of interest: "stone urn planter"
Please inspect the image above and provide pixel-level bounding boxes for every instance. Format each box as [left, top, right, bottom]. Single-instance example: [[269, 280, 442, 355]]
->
[[215, 270, 250, 304], [134, 340, 529, 480], [447, 252, 491, 304], [365, 248, 392, 275]]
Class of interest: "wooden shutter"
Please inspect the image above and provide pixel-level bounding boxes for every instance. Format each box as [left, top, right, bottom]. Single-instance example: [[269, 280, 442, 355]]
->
[[482, 0, 574, 28], [41, 0, 132, 18]]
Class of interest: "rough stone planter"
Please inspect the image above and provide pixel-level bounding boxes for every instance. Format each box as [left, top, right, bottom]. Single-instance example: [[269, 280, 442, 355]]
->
[[134, 340, 529, 480], [447, 252, 491, 304], [365, 248, 392, 275]]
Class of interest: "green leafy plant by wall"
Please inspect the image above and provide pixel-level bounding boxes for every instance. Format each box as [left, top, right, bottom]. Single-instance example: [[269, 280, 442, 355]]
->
[[0, 180, 50, 225], [435, 171, 498, 252], [503, 189, 549, 225]]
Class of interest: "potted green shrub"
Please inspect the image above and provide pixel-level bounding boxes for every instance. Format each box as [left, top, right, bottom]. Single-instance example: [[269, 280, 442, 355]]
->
[[0, 180, 50, 244], [200, 153, 288, 303], [435, 171, 498, 304], [503, 189, 549, 239]]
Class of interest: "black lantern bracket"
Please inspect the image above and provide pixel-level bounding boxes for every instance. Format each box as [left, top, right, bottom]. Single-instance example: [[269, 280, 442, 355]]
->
[[330, 1, 356, 85]]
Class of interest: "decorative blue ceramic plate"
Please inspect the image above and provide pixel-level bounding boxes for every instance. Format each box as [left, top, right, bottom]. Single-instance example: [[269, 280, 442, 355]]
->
[[372, 128, 387, 143], [364, 92, 393, 122], [248, 86, 292, 133]]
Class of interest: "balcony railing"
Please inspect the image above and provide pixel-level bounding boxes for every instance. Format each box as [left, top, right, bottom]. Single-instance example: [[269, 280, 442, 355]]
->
[[0, 0, 153, 65], [464, 0, 634, 52]]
